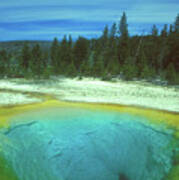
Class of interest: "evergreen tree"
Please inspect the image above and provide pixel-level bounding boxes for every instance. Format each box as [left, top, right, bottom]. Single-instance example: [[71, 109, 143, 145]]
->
[[80, 60, 91, 76], [139, 51, 155, 79], [88, 51, 95, 70], [101, 25, 109, 48], [161, 24, 168, 38], [169, 24, 173, 34], [99, 25, 111, 68], [150, 25, 161, 72], [73, 37, 89, 70], [119, 12, 129, 39], [0, 50, 8, 77], [109, 23, 117, 50], [174, 14, 179, 33], [106, 56, 119, 75], [66, 61, 77, 77], [67, 35, 74, 63], [122, 56, 137, 80], [104, 23, 119, 74], [110, 23, 117, 38], [151, 25, 158, 37], [31, 44, 43, 78], [68, 35, 73, 48], [60, 35, 74, 69], [59, 35, 69, 71], [20, 42, 31, 74], [92, 53, 105, 77], [138, 50, 147, 73], [118, 12, 129, 65], [50, 37, 59, 74], [167, 20, 179, 72], [166, 63, 177, 84], [159, 25, 169, 73], [42, 51, 49, 69]]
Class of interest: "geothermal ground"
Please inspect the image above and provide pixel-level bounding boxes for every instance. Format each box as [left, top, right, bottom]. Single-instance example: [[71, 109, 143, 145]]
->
[[0, 77, 178, 112]]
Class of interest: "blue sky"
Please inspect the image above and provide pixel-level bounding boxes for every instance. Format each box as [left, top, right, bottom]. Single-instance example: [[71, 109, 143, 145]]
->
[[0, 0, 178, 41]]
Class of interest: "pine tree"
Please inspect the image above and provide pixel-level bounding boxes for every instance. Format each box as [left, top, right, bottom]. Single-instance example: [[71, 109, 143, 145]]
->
[[151, 25, 158, 37], [59, 35, 69, 71], [42, 51, 49, 69], [174, 14, 179, 33], [150, 25, 161, 72], [92, 52, 105, 77], [119, 12, 129, 39], [106, 56, 119, 75], [107, 23, 119, 74], [73, 37, 89, 70], [31, 44, 43, 78], [161, 24, 168, 38], [0, 50, 8, 77], [139, 51, 154, 79], [101, 25, 109, 49], [88, 51, 95, 69], [99, 25, 111, 68], [110, 23, 117, 38], [68, 35, 73, 48], [158, 24, 169, 74], [169, 24, 173, 34], [20, 42, 31, 76], [122, 56, 137, 80], [167, 17, 179, 72], [166, 63, 177, 84], [118, 12, 129, 66], [66, 61, 77, 77], [50, 37, 59, 74], [80, 60, 91, 76], [41, 50, 52, 79]]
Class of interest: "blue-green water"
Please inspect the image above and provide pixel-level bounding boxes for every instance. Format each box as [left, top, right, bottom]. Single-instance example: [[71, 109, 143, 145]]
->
[[0, 108, 176, 180]]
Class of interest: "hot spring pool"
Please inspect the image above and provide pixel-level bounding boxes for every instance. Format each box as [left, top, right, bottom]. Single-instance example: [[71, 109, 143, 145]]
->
[[0, 106, 178, 180]]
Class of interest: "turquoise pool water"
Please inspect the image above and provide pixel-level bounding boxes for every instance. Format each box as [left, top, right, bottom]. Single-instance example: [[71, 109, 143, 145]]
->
[[0, 107, 176, 180]]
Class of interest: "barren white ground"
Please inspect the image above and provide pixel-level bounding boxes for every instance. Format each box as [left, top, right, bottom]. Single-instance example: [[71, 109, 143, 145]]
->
[[0, 77, 179, 112]]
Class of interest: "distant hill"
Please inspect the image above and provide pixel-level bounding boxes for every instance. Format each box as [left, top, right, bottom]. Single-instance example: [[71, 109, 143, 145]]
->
[[0, 41, 52, 54]]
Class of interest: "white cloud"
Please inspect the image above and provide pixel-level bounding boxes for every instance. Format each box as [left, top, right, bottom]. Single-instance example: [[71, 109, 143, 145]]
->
[[128, 3, 179, 23], [0, 0, 178, 40]]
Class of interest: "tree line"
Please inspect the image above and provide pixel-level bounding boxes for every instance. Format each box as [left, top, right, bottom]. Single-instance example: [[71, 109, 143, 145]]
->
[[0, 12, 179, 84]]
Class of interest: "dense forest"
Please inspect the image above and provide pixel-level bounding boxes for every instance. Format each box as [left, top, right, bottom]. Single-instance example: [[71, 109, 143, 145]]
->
[[0, 13, 179, 85]]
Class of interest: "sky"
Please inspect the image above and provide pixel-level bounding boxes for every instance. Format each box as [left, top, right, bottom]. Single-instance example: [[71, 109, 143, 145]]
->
[[0, 0, 178, 41]]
